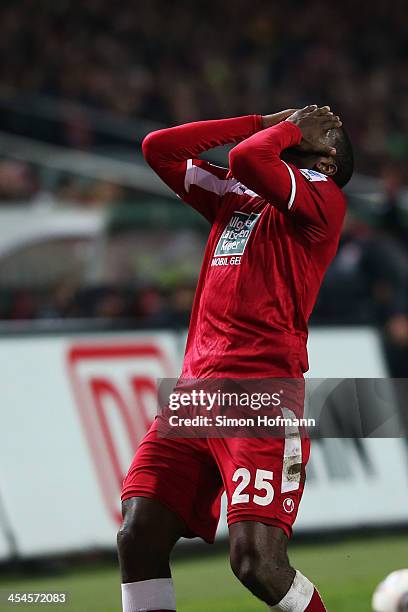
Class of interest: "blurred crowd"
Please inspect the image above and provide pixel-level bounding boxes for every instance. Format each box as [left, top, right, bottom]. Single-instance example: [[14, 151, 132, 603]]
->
[[0, 0, 407, 177], [0, 283, 196, 329], [0, 158, 133, 207]]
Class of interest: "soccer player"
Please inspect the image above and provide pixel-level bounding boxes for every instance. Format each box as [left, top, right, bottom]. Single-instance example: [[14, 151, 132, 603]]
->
[[118, 105, 353, 612]]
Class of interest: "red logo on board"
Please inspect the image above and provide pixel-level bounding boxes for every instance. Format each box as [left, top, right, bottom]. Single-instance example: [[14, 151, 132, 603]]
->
[[67, 341, 174, 524]]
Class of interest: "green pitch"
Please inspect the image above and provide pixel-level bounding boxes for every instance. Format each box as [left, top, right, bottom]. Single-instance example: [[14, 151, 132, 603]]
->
[[1, 534, 407, 611]]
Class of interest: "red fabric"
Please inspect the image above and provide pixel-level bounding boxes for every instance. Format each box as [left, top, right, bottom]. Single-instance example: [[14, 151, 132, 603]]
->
[[305, 587, 327, 611], [142, 114, 262, 222], [121, 419, 310, 542], [143, 116, 346, 378]]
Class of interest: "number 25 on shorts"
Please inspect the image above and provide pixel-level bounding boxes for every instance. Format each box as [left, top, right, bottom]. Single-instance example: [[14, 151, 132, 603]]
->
[[231, 460, 301, 507], [231, 468, 275, 506]]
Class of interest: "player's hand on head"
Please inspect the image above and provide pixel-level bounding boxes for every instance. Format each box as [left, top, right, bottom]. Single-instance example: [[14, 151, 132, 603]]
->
[[261, 109, 298, 129], [286, 105, 342, 156]]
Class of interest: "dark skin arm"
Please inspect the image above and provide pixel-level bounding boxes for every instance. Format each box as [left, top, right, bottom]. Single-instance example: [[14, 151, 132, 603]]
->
[[261, 109, 298, 129]]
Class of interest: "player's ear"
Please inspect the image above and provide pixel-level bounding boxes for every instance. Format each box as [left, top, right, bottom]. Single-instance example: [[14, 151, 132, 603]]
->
[[315, 156, 337, 177]]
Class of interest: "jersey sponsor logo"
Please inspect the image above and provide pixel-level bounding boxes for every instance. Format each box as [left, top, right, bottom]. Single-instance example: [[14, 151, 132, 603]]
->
[[299, 169, 328, 182], [213, 211, 260, 260]]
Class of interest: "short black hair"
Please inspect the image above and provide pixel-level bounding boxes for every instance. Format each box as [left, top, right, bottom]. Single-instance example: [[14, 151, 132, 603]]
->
[[331, 126, 354, 188]]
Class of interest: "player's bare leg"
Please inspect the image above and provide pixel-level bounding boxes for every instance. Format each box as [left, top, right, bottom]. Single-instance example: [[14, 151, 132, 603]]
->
[[229, 521, 326, 611], [230, 522, 294, 602], [117, 497, 185, 611]]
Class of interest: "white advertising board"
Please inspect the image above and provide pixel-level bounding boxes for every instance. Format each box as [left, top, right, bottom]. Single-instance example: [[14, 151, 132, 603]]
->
[[0, 333, 181, 558]]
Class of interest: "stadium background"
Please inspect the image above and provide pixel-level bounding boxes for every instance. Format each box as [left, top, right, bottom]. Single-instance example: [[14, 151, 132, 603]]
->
[[0, 1, 407, 611]]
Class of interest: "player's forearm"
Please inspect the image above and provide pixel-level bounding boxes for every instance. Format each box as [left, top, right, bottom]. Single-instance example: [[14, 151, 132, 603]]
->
[[142, 115, 262, 167], [229, 121, 302, 209]]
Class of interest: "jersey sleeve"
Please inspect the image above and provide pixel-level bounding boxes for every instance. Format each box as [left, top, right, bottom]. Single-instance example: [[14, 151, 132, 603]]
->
[[142, 115, 262, 223], [229, 121, 346, 242]]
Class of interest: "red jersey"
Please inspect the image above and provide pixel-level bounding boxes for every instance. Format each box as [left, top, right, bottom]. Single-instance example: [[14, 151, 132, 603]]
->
[[142, 115, 346, 377]]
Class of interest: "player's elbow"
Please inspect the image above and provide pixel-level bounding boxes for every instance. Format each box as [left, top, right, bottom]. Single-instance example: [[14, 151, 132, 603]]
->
[[141, 130, 163, 166], [229, 143, 256, 183]]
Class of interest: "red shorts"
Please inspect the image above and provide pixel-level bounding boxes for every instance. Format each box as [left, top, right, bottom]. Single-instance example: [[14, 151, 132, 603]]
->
[[121, 419, 310, 543]]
